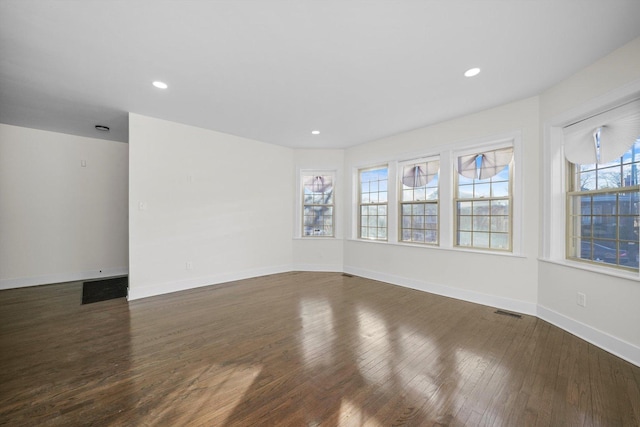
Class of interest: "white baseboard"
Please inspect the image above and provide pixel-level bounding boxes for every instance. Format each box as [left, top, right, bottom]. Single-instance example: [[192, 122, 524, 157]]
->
[[292, 263, 343, 273], [0, 267, 129, 290], [537, 305, 640, 367], [127, 264, 293, 300], [344, 265, 538, 316]]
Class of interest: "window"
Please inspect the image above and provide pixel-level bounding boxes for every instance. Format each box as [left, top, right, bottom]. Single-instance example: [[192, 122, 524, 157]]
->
[[455, 147, 513, 250], [564, 101, 640, 270], [359, 166, 388, 240], [399, 158, 439, 244], [302, 174, 334, 237]]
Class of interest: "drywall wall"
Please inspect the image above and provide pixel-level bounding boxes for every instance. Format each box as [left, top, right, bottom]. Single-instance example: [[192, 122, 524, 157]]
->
[[0, 124, 128, 288], [539, 37, 640, 360], [293, 149, 345, 271], [343, 96, 540, 314], [128, 114, 294, 299]]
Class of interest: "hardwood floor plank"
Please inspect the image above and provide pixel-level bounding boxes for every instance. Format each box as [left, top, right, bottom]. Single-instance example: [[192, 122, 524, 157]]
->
[[1, 272, 639, 426]]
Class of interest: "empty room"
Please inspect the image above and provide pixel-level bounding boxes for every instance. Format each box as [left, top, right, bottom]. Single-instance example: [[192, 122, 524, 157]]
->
[[1, 1, 640, 425]]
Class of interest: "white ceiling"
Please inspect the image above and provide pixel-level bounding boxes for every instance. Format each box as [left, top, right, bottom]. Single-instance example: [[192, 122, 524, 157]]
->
[[1, 1, 640, 149]]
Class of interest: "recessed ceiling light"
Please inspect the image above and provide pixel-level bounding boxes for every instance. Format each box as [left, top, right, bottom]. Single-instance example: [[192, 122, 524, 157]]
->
[[464, 68, 481, 77], [95, 125, 110, 132], [311, 130, 320, 135], [152, 81, 168, 89]]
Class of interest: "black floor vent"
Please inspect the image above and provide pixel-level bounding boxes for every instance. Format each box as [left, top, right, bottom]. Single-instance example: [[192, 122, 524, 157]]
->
[[342, 273, 354, 278], [495, 309, 522, 319], [82, 276, 128, 304]]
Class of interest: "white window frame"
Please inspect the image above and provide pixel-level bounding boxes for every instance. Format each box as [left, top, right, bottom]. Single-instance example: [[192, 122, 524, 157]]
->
[[542, 81, 640, 280], [398, 156, 440, 245], [453, 144, 514, 252], [296, 169, 337, 239], [450, 134, 523, 255], [357, 165, 389, 241]]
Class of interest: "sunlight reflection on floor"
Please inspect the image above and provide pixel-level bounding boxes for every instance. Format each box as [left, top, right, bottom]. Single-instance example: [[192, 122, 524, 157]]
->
[[300, 297, 335, 367], [338, 398, 384, 427]]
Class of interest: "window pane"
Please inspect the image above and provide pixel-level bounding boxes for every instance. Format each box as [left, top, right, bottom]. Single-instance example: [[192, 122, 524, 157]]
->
[[425, 186, 438, 200], [494, 166, 510, 181], [592, 193, 617, 215], [492, 181, 509, 197], [580, 215, 593, 238], [474, 183, 491, 198], [473, 216, 490, 232], [412, 204, 424, 215], [425, 230, 437, 243], [473, 201, 490, 215], [622, 164, 640, 187], [491, 216, 509, 233], [425, 204, 437, 215], [458, 231, 472, 246], [458, 216, 472, 231], [473, 232, 490, 248], [490, 200, 509, 215], [592, 239, 619, 264], [618, 192, 639, 215], [597, 166, 622, 189], [458, 201, 472, 215], [413, 187, 426, 201], [578, 170, 597, 191], [592, 216, 617, 239], [490, 233, 509, 249], [458, 184, 474, 198]]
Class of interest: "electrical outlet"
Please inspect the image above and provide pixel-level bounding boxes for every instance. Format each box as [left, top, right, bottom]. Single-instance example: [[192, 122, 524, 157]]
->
[[186, 261, 193, 270], [577, 292, 586, 307]]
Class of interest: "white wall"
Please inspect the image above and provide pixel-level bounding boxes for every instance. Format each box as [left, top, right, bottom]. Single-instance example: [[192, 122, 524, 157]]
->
[[538, 37, 640, 362], [0, 124, 128, 288], [292, 149, 345, 272], [343, 97, 541, 315], [128, 114, 294, 299]]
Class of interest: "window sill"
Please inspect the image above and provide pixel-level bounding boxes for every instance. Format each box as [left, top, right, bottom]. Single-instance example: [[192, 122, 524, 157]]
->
[[539, 257, 640, 281], [293, 236, 343, 241], [346, 238, 527, 259]]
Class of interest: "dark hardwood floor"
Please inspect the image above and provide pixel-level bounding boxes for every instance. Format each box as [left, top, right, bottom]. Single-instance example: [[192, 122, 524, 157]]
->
[[1, 272, 639, 426]]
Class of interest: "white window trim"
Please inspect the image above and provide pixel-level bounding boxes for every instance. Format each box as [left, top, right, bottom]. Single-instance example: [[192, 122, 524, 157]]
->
[[398, 155, 441, 246], [356, 164, 392, 241], [348, 131, 523, 257], [451, 135, 522, 255], [295, 169, 337, 239], [541, 79, 640, 280]]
